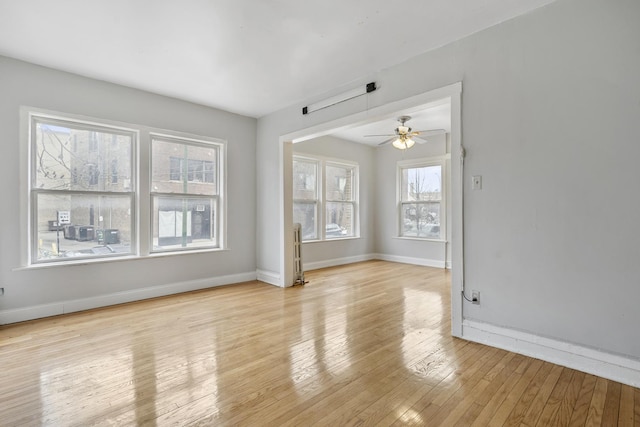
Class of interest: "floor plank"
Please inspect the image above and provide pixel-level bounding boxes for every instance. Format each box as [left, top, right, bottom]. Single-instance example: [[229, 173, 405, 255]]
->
[[568, 374, 599, 427], [585, 377, 609, 426], [619, 384, 635, 426]]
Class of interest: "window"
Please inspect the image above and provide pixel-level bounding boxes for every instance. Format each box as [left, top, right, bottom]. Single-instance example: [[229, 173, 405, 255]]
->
[[151, 137, 220, 251], [26, 110, 226, 265], [293, 158, 319, 240], [325, 163, 356, 239], [30, 116, 134, 262], [293, 155, 358, 241], [399, 159, 444, 239], [169, 157, 215, 183], [110, 159, 118, 184]]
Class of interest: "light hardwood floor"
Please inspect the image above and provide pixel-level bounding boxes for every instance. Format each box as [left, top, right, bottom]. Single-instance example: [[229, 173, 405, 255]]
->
[[1, 261, 638, 426]]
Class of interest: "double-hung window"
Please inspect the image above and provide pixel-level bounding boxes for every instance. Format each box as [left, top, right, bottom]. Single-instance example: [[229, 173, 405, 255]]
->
[[325, 162, 356, 239], [398, 159, 444, 240], [293, 157, 319, 241], [26, 109, 225, 265], [29, 115, 135, 262], [293, 155, 358, 241], [151, 135, 221, 251]]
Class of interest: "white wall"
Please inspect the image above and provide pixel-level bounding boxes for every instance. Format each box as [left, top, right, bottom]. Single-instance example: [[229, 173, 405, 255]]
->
[[0, 56, 257, 322], [257, 0, 640, 374], [293, 135, 376, 269]]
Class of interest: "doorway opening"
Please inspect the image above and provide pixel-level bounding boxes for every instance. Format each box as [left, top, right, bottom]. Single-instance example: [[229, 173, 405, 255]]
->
[[280, 82, 463, 336]]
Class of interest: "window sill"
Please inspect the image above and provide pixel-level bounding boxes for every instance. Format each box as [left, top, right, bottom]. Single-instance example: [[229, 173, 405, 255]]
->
[[14, 248, 230, 271], [148, 247, 229, 258], [302, 236, 360, 244], [392, 236, 447, 243]]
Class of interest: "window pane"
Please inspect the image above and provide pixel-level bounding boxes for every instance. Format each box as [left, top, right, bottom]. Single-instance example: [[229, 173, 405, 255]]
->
[[293, 159, 317, 200], [34, 121, 132, 192], [169, 157, 182, 181], [152, 139, 217, 195], [401, 165, 441, 201], [34, 193, 132, 261], [293, 201, 317, 240], [326, 165, 353, 201], [152, 196, 216, 250], [401, 202, 441, 238], [326, 202, 353, 238]]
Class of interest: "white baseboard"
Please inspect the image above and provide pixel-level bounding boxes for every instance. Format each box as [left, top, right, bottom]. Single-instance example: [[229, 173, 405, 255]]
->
[[462, 319, 640, 388], [303, 253, 445, 271], [304, 254, 377, 271], [256, 269, 282, 287], [0, 271, 257, 325], [374, 253, 446, 269]]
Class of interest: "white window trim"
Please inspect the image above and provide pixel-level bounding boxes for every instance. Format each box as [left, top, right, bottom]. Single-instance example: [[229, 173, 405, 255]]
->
[[397, 155, 449, 241], [20, 106, 227, 268], [293, 154, 359, 242]]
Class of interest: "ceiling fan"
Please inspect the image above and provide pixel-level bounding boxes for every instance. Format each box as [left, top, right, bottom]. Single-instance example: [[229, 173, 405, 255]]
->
[[365, 115, 445, 150]]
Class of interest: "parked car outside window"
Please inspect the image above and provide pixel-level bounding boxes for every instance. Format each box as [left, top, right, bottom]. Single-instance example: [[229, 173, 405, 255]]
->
[[325, 223, 347, 237]]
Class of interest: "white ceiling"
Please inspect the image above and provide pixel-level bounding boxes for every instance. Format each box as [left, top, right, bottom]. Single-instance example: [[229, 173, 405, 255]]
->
[[0, 0, 556, 118]]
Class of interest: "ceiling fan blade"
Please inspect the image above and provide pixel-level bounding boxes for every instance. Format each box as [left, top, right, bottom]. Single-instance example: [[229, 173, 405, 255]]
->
[[364, 133, 395, 138], [377, 137, 396, 146], [413, 129, 446, 137], [414, 136, 429, 144]]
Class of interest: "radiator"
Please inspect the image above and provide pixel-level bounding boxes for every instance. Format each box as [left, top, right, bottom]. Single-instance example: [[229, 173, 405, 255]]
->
[[293, 223, 307, 285]]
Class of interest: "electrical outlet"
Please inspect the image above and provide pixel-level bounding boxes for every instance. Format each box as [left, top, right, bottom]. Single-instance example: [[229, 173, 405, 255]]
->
[[471, 290, 480, 305]]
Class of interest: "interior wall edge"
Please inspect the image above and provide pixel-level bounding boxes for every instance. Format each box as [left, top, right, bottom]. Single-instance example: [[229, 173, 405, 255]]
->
[[256, 269, 282, 287]]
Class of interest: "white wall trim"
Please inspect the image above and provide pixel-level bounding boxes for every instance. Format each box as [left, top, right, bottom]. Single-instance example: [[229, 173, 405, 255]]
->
[[304, 254, 377, 271], [462, 319, 640, 388], [256, 269, 282, 287], [374, 253, 446, 269], [0, 271, 257, 325]]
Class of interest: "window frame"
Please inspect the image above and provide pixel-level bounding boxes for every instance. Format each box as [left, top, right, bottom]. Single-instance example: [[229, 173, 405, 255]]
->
[[27, 113, 138, 265], [21, 107, 227, 268], [397, 156, 447, 241], [150, 133, 224, 253], [293, 154, 359, 242]]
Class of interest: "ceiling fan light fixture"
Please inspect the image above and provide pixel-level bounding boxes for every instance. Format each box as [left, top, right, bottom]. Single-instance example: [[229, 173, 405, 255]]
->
[[392, 136, 415, 150], [365, 115, 441, 150]]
